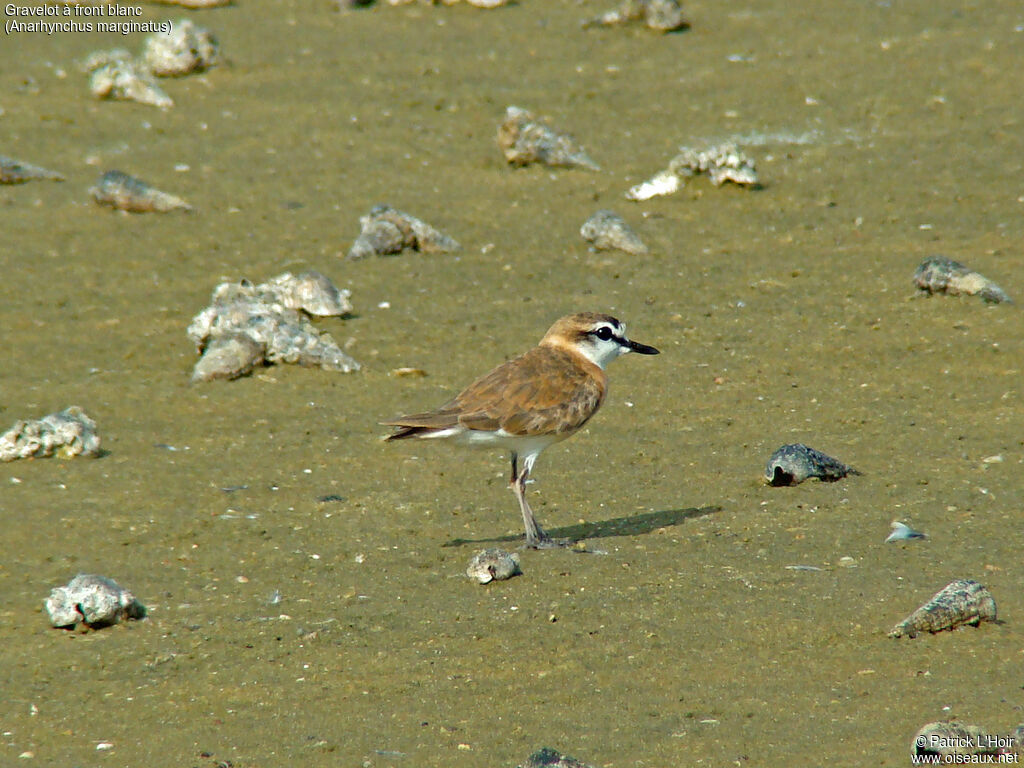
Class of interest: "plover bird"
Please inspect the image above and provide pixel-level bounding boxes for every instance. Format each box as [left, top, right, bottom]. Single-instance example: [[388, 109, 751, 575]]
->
[[382, 312, 659, 548]]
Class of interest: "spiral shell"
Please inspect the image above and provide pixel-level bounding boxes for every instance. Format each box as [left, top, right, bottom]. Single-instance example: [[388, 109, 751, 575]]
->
[[889, 579, 997, 639]]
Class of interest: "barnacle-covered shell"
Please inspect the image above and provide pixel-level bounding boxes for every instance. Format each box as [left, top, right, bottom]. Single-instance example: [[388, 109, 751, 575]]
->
[[498, 106, 600, 171], [264, 271, 353, 316], [0, 155, 64, 184], [466, 549, 521, 584], [580, 210, 649, 255], [348, 204, 460, 259], [627, 142, 757, 200], [84, 49, 173, 109], [913, 256, 1011, 304], [889, 579, 997, 639], [764, 444, 858, 486], [187, 272, 360, 381], [912, 721, 1009, 758], [142, 19, 219, 76], [45, 574, 145, 629], [190, 332, 266, 383], [90, 170, 192, 213], [668, 142, 758, 187], [0, 406, 101, 462], [519, 747, 597, 768], [584, 0, 687, 32]]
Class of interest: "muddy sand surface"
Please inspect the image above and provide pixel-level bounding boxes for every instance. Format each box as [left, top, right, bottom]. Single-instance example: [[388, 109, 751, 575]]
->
[[2, 1, 1023, 765]]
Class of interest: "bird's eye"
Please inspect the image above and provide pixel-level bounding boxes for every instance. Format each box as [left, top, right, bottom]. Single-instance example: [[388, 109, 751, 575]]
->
[[592, 326, 614, 341]]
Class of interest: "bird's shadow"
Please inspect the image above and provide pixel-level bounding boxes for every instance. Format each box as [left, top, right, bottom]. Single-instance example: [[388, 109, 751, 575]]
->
[[443, 505, 722, 548]]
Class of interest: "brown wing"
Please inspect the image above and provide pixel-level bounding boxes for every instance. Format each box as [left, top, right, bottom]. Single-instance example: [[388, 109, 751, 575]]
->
[[445, 346, 606, 436]]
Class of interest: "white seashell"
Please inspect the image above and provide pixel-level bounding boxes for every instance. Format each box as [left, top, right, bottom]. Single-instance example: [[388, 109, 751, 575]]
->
[[466, 549, 521, 584], [142, 18, 219, 77], [45, 574, 144, 629], [0, 407, 101, 462], [625, 168, 682, 201]]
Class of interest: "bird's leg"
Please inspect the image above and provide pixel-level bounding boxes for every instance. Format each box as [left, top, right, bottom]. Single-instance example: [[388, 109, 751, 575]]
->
[[509, 453, 548, 547]]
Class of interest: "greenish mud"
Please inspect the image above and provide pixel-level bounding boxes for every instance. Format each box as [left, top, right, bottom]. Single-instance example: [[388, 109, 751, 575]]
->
[[2, 1, 1023, 765]]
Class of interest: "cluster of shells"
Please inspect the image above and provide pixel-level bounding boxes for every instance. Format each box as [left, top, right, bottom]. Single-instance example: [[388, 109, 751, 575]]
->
[[187, 271, 358, 382], [0, 407, 101, 462], [83, 19, 218, 109], [627, 142, 759, 201]]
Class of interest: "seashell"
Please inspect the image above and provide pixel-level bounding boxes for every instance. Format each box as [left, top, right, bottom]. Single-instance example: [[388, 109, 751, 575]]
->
[[466, 548, 521, 584], [668, 142, 759, 187], [519, 747, 597, 768], [628, 142, 758, 200], [45, 574, 145, 629], [625, 168, 682, 201], [913, 256, 1011, 304], [580, 210, 649, 255], [0, 155, 64, 184], [191, 332, 266, 383], [348, 204, 461, 259], [90, 170, 192, 213], [912, 721, 1008, 758], [583, 0, 687, 32], [885, 520, 927, 543], [0, 406, 101, 462], [84, 49, 173, 109], [187, 272, 360, 381], [889, 579, 997, 639], [142, 19, 219, 77], [763, 443, 859, 486], [263, 271, 353, 316], [498, 106, 600, 171]]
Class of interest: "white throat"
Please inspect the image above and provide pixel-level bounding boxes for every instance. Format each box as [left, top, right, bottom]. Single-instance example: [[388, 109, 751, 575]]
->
[[575, 338, 628, 370]]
